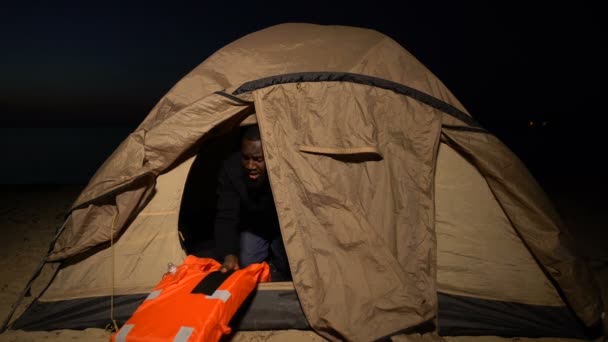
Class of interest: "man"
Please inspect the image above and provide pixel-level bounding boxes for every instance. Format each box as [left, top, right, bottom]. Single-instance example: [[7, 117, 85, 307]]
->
[[213, 124, 291, 280]]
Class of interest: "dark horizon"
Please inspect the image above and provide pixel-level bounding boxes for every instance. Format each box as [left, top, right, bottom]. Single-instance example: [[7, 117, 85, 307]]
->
[[1, 2, 606, 188], [2, 3, 605, 123]]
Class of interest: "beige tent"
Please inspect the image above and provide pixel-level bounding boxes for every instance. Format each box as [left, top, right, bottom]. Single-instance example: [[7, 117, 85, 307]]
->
[[5, 23, 604, 341]]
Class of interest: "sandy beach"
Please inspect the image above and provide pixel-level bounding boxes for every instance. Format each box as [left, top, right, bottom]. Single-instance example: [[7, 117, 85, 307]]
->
[[0, 184, 605, 341]]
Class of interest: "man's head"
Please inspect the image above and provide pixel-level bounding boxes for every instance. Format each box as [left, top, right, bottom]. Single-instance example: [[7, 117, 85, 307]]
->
[[241, 125, 267, 187]]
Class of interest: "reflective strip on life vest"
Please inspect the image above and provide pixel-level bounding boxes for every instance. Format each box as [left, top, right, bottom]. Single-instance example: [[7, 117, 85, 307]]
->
[[146, 289, 162, 300], [173, 326, 194, 342], [205, 289, 231, 303], [115, 324, 134, 342]]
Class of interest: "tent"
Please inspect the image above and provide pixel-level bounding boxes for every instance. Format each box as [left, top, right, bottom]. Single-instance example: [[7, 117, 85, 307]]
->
[[5, 23, 604, 341]]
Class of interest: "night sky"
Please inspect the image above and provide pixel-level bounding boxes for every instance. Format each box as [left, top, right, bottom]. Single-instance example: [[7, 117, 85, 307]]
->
[[1, 2, 606, 187]]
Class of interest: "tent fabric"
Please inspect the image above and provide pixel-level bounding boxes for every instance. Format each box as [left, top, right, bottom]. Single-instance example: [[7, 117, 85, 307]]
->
[[254, 82, 441, 340], [435, 143, 563, 306], [49, 92, 253, 261], [43, 158, 194, 299], [15, 23, 602, 341], [440, 125, 601, 324]]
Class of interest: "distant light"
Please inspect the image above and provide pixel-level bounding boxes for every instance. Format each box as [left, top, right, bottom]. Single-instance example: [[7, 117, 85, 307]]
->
[[529, 121, 534, 126], [542, 121, 547, 126]]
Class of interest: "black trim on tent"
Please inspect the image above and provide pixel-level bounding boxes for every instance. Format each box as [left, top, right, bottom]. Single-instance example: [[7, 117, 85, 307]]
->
[[214, 91, 253, 105], [232, 72, 484, 131], [12, 290, 596, 339], [442, 125, 489, 134]]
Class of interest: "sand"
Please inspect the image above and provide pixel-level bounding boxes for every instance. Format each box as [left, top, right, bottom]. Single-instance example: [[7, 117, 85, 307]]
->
[[0, 184, 605, 341]]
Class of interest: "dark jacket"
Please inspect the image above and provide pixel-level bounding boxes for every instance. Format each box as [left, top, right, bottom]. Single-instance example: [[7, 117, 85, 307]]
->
[[213, 152, 280, 258]]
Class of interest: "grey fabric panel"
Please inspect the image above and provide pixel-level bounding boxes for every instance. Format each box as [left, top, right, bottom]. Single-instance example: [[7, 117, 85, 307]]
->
[[10, 290, 596, 339], [231, 289, 310, 330], [437, 293, 596, 339], [10, 289, 309, 332], [11, 294, 148, 331]]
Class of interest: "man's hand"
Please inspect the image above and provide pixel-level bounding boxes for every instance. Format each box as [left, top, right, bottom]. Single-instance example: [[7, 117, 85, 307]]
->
[[221, 254, 240, 273]]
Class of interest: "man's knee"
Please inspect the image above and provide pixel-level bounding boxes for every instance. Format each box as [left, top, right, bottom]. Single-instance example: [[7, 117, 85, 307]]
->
[[240, 250, 268, 267]]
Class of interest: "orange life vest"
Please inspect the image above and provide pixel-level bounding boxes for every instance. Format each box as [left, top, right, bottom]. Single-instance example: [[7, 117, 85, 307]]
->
[[110, 255, 270, 342]]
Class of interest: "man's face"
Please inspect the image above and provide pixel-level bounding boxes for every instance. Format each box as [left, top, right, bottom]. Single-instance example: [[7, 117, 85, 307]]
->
[[241, 138, 267, 185]]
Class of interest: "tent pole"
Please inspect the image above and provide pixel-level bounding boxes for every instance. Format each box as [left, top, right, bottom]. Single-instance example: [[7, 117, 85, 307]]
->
[[0, 219, 68, 333]]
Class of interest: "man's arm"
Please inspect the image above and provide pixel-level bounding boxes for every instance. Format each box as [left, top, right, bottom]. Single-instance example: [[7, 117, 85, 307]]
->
[[213, 160, 241, 272]]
